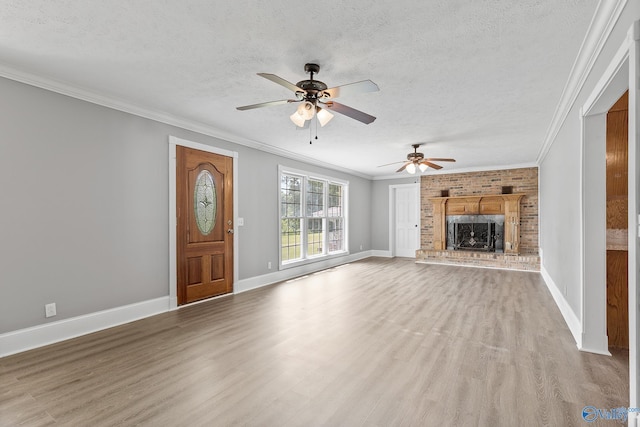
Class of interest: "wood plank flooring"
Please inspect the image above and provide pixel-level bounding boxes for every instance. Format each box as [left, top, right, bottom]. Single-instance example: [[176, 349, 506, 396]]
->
[[0, 258, 629, 426]]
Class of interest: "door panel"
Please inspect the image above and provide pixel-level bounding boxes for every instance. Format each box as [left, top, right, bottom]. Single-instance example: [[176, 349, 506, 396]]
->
[[186, 257, 202, 285], [210, 254, 225, 281], [607, 250, 628, 348], [177, 146, 233, 305]]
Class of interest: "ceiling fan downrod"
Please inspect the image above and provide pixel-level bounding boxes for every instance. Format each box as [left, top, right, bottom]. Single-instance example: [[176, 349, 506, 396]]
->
[[304, 63, 320, 81]]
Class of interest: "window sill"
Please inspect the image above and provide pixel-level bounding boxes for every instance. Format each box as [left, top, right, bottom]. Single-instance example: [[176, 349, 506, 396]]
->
[[280, 251, 349, 270]]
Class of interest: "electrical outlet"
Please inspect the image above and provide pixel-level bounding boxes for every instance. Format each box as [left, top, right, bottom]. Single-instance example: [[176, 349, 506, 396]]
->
[[268, 262, 272, 269], [45, 303, 57, 318]]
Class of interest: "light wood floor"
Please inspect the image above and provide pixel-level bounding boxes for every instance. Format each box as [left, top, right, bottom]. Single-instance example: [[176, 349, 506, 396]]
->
[[1, 258, 629, 426]]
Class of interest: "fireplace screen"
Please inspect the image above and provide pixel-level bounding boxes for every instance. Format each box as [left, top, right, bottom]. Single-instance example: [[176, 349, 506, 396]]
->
[[453, 222, 495, 251], [446, 215, 504, 252]]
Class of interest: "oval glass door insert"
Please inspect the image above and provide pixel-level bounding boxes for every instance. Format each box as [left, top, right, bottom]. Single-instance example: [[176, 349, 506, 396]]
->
[[194, 169, 217, 235]]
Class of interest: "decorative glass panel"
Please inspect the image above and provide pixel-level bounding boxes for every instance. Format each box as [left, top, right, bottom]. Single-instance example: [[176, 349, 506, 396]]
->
[[328, 218, 344, 252], [306, 179, 325, 217], [194, 170, 216, 235], [307, 218, 324, 256], [281, 175, 302, 217], [328, 184, 343, 216], [281, 218, 302, 261]]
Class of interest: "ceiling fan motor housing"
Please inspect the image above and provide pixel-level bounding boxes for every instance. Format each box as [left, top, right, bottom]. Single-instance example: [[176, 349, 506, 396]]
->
[[407, 152, 424, 161], [296, 79, 328, 94]]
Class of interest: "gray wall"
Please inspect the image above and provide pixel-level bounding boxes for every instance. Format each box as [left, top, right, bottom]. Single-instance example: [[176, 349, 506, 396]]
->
[[0, 77, 372, 333], [539, 3, 639, 317], [371, 177, 419, 250]]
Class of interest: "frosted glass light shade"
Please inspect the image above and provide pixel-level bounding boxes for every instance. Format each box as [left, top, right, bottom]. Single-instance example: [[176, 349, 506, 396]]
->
[[316, 108, 334, 127], [406, 163, 416, 174], [418, 163, 428, 172], [298, 101, 315, 120], [290, 111, 306, 127]]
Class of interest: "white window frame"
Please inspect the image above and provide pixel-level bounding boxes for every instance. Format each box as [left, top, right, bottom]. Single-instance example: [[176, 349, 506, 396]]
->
[[278, 165, 349, 270]]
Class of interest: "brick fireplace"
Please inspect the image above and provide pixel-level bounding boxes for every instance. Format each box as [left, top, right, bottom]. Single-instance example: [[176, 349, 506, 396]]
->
[[416, 167, 539, 271]]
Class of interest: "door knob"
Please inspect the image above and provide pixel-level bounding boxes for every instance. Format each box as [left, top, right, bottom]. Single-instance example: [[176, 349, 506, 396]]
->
[[227, 229, 234, 234]]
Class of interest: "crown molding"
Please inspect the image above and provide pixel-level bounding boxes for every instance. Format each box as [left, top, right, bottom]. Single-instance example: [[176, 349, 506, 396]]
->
[[372, 162, 538, 181], [536, 0, 629, 164], [0, 65, 373, 181]]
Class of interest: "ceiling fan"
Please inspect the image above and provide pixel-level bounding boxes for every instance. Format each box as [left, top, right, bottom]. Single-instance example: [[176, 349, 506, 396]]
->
[[379, 144, 456, 174], [236, 63, 379, 127]]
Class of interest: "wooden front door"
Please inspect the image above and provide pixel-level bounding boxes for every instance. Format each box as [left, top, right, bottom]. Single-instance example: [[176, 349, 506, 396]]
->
[[177, 146, 233, 305]]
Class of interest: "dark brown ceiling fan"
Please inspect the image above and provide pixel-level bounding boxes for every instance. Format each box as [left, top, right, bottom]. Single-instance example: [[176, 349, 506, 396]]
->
[[379, 144, 456, 174], [236, 63, 379, 127]]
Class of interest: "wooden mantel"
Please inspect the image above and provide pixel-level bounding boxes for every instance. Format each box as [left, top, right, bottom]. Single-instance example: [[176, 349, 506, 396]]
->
[[428, 194, 525, 254]]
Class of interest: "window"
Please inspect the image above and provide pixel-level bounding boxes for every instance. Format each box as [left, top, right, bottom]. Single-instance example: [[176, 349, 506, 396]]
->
[[280, 174, 302, 262], [279, 167, 348, 267]]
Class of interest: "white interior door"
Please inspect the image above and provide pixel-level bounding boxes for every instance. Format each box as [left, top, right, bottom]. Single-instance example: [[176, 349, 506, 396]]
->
[[393, 184, 420, 257]]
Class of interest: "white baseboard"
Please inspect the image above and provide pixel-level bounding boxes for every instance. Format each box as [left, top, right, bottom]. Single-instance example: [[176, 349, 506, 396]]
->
[[578, 342, 612, 356], [236, 251, 374, 294], [579, 329, 611, 356], [540, 265, 582, 348], [371, 250, 393, 258], [0, 297, 170, 358]]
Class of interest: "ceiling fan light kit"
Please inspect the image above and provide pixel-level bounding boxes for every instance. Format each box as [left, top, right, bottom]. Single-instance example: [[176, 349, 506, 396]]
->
[[237, 63, 379, 129]]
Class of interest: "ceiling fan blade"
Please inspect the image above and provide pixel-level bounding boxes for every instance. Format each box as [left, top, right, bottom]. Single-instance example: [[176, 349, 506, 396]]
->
[[396, 162, 410, 173], [324, 80, 379, 99], [236, 99, 297, 111], [377, 161, 405, 167], [422, 161, 443, 170], [425, 158, 456, 162], [257, 73, 303, 93], [322, 101, 376, 124]]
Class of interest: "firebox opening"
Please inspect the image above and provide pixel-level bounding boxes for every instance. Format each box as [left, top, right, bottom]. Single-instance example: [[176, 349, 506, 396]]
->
[[446, 215, 504, 252]]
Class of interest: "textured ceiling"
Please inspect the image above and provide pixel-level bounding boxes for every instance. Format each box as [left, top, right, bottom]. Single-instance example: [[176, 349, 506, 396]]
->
[[0, 1, 598, 178]]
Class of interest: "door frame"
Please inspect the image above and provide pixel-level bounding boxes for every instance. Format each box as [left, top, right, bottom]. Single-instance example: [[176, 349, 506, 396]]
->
[[388, 183, 421, 257], [580, 21, 639, 410], [169, 136, 239, 309]]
